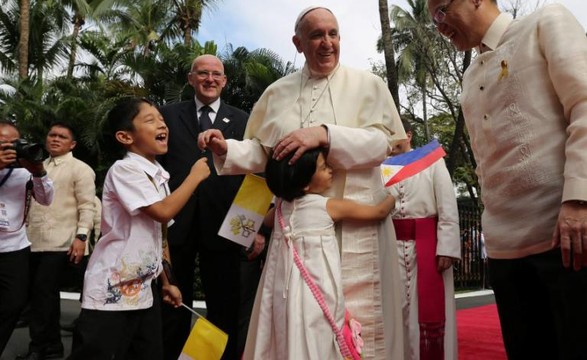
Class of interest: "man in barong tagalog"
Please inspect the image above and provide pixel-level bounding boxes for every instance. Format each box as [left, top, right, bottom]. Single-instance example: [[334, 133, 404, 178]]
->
[[427, 0, 587, 358], [199, 6, 406, 359]]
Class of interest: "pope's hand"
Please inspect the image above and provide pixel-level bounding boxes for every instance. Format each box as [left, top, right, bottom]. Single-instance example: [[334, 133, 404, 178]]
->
[[273, 126, 328, 164], [198, 129, 227, 155]]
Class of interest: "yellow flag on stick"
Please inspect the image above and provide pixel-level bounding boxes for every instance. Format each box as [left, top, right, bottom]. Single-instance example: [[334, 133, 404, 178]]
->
[[178, 304, 228, 360], [218, 174, 273, 248]]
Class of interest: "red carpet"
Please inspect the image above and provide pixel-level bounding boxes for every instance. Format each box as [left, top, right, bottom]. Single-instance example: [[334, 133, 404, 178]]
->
[[457, 304, 507, 359]]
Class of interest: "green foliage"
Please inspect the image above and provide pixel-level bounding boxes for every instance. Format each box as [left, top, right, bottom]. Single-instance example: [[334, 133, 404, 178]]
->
[[220, 45, 296, 113], [383, 0, 480, 201], [0, 0, 69, 80], [0, 0, 292, 190]]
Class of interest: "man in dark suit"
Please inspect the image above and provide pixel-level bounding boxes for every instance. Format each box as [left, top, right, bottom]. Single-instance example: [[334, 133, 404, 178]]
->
[[159, 54, 264, 360]]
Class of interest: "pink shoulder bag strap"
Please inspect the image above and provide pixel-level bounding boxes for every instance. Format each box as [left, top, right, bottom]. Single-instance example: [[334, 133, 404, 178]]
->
[[276, 199, 361, 360]]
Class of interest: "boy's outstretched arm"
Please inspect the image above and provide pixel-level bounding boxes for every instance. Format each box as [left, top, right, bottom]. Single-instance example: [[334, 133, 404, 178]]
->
[[142, 158, 210, 223], [327, 195, 395, 223]]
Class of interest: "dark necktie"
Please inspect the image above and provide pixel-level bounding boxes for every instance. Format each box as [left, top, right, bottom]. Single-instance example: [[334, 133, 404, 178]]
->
[[199, 105, 213, 131]]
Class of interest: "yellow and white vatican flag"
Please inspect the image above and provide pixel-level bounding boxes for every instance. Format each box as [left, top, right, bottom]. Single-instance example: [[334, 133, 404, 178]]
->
[[178, 304, 228, 360], [218, 174, 273, 248]]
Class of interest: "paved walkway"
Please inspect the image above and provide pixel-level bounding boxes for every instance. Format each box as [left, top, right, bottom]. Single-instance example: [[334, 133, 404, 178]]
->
[[1, 290, 495, 359]]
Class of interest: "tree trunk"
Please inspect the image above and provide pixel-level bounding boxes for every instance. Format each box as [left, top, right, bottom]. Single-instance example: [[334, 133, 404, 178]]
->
[[18, 0, 31, 79], [421, 81, 429, 141], [378, 0, 400, 109], [184, 27, 192, 46], [445, 50, 482, 206], [446, 50, 472, 176], [67, 13, 85, 79]]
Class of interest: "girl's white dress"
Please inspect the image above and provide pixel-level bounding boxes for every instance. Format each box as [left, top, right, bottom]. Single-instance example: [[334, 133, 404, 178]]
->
[[243, 194, 345, 359]]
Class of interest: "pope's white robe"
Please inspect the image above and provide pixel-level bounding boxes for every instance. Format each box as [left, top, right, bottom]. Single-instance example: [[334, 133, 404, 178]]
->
[[215, 64, 407, 360]]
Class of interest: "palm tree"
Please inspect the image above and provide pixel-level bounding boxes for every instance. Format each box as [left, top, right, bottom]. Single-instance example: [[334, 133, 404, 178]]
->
[[17, 0, 30, 79], [61, 0, 92, 78], [0, 1, 19, 75], [168, 0, 217, 46], [106, 0, 172, 57], [62, 0, 136, 78], [1, 0, 69, 82], [76, 30, 133, 81], [26, 1, 69, 82], [390, 0, 433, 140], [221, 45, 295, 113], [378, 0, 399, 108]]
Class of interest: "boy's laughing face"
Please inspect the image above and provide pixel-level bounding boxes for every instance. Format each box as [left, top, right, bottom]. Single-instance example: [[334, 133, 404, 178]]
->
[[125, 103, 168, 162]]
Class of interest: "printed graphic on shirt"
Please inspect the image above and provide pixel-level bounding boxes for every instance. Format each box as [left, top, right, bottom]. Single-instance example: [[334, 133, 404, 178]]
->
[[0, 202, 9, 229], [105, 252, 157, 305]]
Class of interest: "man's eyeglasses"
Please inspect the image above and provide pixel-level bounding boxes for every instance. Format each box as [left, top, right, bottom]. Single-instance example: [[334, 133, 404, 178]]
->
[[432, 0, 455, 26], [193, 70, 224, 80]]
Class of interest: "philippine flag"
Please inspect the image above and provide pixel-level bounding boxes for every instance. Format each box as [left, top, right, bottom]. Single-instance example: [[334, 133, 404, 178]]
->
[[381, 139, 446, 187]]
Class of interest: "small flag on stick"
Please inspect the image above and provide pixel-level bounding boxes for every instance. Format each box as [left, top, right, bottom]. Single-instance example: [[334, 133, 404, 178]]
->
[[178, 303, 228, 360], [218, 174, 273, 247], [381, 139, 446, 187]]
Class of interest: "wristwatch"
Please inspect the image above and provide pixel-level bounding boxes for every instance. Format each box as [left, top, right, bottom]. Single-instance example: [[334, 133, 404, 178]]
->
[[76, 234, 88, 242]]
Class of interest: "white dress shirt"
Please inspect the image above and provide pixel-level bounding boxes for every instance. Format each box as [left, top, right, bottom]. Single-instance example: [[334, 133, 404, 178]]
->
[[0, 168, 53, 252], [82, 152, 170, 310]]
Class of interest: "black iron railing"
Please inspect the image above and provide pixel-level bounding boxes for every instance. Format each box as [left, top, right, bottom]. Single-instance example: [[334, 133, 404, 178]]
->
[[455, 203, 489, 290]]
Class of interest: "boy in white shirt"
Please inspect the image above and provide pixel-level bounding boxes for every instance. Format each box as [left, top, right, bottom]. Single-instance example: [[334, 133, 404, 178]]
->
[[69, 98, 210, 359]]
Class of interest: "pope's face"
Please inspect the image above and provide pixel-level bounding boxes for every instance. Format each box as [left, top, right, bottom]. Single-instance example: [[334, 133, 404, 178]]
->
[[293, 8, 340, 76]]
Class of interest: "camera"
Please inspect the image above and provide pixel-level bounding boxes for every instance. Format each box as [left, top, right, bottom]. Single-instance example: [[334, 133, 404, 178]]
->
[[4, 139, 45, 163]]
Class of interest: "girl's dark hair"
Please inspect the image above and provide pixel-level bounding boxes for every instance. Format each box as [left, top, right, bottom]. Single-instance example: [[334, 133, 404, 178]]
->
[[105, 97, 155, 157], [265, 148, 323, 202]]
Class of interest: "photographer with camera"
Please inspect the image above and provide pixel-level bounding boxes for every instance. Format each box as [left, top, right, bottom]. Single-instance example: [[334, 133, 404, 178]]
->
[[0, 120, 54, 357], [17, 122, 95, 360]]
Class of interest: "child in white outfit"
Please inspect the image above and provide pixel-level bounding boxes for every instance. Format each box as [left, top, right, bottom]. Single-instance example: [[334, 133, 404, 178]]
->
[[70, 98, 210, 359]]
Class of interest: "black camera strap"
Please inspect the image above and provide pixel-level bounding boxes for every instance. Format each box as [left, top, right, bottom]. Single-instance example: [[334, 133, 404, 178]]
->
[[0, 168, 13, 187], [22, 177, 34, 229], [0, 172, 33, 233]]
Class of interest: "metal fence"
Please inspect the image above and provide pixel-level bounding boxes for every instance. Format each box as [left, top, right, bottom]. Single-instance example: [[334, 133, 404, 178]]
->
[[454, 202, 489, 290]]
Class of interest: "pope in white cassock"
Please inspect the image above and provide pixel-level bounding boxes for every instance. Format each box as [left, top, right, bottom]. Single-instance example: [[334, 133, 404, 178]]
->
[[199, 6, 407, 360]]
